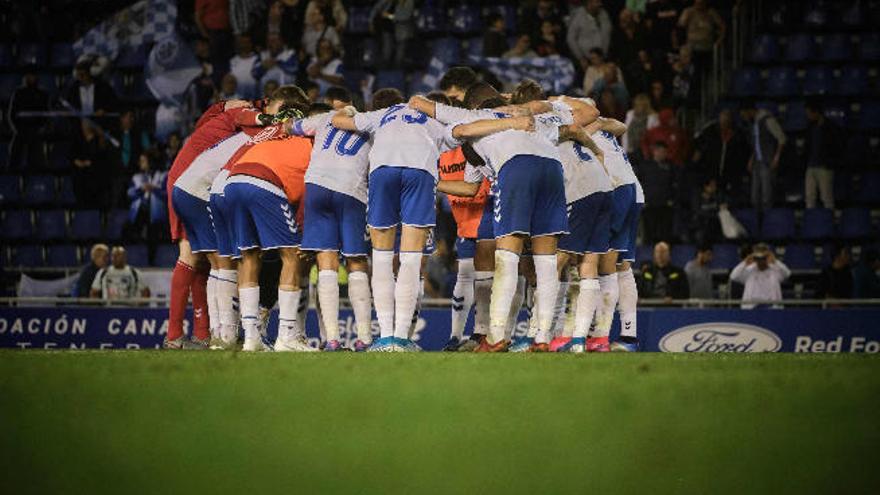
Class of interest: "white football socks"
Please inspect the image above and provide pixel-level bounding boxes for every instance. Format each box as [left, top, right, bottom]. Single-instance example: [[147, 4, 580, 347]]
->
[[526, 283, 539, 339], [318, 269, 340, 342], [298, 278, 310, 339], [216, 269, 239, 342], [371, 249, 395, 338], [239, 286, 260, 340], [618, 268, 638, 339], [450, 258, 475, 340], [505, 275, 526, 340], [348, 271, 373, 344], [278, 289, 301, 340], [552, 280, 570, 339], [533, 254, 559, 344], [207, 270, 219, 337], [393, 251, 422, 340], [488, 250, 520, 344], [593, 274, 619, 338], [473, 271, 494, 337], [574, 278, 600, 339]]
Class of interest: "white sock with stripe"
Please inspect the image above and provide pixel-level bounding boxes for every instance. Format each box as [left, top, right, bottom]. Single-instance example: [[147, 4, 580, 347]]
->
[[348, 271, 373, 344], [533, 254, 559, 344], [451, 258, 475, 340], [489, 250, 520, 344], [371, 250, 395, 339], [318, 269, 340, 342], [473, 271, 493, 337], [618, 268, 638, 339], [393, 251, 422, 340], [574, 278, 600, 339], [594, 274, 619, 338]]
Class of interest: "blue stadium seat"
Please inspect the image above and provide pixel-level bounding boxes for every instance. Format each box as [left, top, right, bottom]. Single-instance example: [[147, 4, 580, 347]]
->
[[0, 175, 21, 205], [835, 65, 868, 96], [105, 209, 129, 241], [856, 101, 880, 130], [153, 244, 179, 267], [0, 74, 19, 101], [854, 171, 880, 203], [823, 103, 850, 128], [731, 68, 761, 96], [449, 5, 481, 35], [36, 210, 67, 241], [0, 210, 33, 240], [635, 244, 652, 266], [22, 175, 56, 205], [802, 66, 832, 95], [784, 244, 818, 270], [16, 42, 47, 66], [860, 33, 880, 60], [819, 34, 852, 62], [732, 208, 758, 237], [48, 141, 72, 171], [783, 100, 808, 132], [838, 208, 872, 239], [417, 4, 447, 33], [12, 245, 44, 267], [375, 70, 406, 92], [751, 34, 780, 63], [801, 208, 834, 240], [710, 244, 740, 270], [347, 6, 371, 34], [671, 244, 696, 268], [124, 244, 150, 267], [70, 210, 103, 241], [761, 208, 796, 240], [50, 42, 74, 68], [765, 67, 798, 96], [785, 34, 815, 62], [57, 176, 76, 205], [46, 245, 79, 267], [431, 38, 461, 65]]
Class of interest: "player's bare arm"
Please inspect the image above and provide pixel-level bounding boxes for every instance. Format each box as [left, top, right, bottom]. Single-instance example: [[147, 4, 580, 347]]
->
[[597, 117, 627, 137], [437, 180, 480, 197], [452, 116, 535, 139], [331, 113, 358, 131], [407, 95, 437, 118]]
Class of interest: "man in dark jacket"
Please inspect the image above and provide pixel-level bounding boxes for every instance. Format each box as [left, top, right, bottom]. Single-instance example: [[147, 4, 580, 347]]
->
[[817, 245, 853, 299], [637, 141, 678, 243], [64, 61, 118, 119], [692, 108, 749, 196], [638, 241, 690, 301], [804, 100, 843, 209], [73, 244, 109, 298], [7, 68, 49, 169]]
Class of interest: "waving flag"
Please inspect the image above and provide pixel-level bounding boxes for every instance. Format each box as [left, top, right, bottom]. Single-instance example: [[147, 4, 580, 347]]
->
[[73, 0, 177, 59], [145, 34, 201, 106], [469, 55, 576, 94]]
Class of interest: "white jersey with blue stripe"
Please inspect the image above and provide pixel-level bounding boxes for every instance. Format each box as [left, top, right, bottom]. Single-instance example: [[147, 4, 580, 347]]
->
[[434, 102, 572, 174], [592, 130, 644, 202], [557, 140, 612, 204], [352, 104, 459, 180], [291, 112, 371, 204], [175, 131, 251, 201]]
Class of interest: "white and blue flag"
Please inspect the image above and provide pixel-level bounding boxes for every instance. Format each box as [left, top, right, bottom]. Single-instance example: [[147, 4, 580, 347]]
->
[[470, 55, 576, 94], [73, 0, 177, 59]]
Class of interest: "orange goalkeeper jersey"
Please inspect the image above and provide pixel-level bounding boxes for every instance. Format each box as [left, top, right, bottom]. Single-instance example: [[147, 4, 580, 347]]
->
[[438, 147, 490, 239]]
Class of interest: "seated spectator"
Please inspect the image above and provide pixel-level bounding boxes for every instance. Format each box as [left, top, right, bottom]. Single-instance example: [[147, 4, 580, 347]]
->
[[73, 244, 109, 298], [649, 79, 674, 111], [503, 35, 538, 59], [263, 79, 280, 99], [306, 0, 347, 34], [689, 176, 723, 245], [483, 13, 508, 57], [216, 73, 241, 101], [637, 142, 678, 243], [729, 243, 790, 309], [611, 8, 647, 69], [90, 246, 151, 300], [638, 241, 690, 301], [817, 245, 853, 300], [692, 108, 749, 195], [7, 68, 49, 170], [307, 39, 345, 96], [685, 244, 714, 299], [519, 0, 563, 41], [623, 93, 659, 159], [582, 48, 614, 97], [641, 108, 689, 166], [533, 19, 566, 57], [229, 34, 260, 100], [127, 151, 168, 240], [567, 0, 612, 71], [804, 100, 842, 209], [72, 120, 111, 208], [852, 249, 880, 298], [265, 0, 308, 50], [302, 8, 340, 59], [589, 63, 629, 113], [65, 60, 117, 119], [252, 33, 299, 87]]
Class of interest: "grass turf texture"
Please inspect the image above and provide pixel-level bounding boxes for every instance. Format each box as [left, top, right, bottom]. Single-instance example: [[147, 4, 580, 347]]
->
[[1, 352, 878, 494]]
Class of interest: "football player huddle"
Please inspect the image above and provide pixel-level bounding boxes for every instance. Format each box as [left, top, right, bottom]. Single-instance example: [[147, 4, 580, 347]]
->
[[162, 66, 643, 353]]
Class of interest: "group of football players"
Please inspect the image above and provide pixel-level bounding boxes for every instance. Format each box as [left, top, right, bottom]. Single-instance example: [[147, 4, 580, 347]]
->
[[161, 66, 643, 353]]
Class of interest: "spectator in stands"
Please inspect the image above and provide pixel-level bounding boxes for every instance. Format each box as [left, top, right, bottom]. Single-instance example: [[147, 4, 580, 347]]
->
[[127, 151, 168, 240], [263, 79, 280, 99], [645, 0, 683, 54], [581, 48, 612, 97], [804, 100, 842, 209], [372, 0, 415, 69], [111, 110, 151, 207], [229, 0, 266, 37], [671, 45, 697, 108], [186, 39, 219, 123], [65, 60, 117, 118], [649, 79, 674, 110], [162, 133, 182, 170], [611, 8, 647, 69], [90, 246, 150, 300], [195, 0, 233, 86], [852, 249, 880, 298], [504, 35, 538, 59], [625, 50, 661, 95], [72, 120, 111, 208], [216, 73, 241, 101], [685, 244, 714, 299], [264, 0, 308, 50], [638, 241, 690, 301], [641, 108, 689, 166], [301, 80, 320, 102], [567, 0, 612, 71], [73, 244, 109, 298], [589, 62, 629, 111], [229, 34, 260, 100], [638, 142, 678, 243], [252, 33, 299, 87], [623, 93, 658, 159], [520, 0, 564, 41], [677, 0, 725, 72], [740, 100, 787, 211], [692, 108, 749, 196], [7, 68, 49, 170], [689, 176, 723, 245], [533, 19, 567, 57], [483, 13, 509, 57], [302, 8, 340, 59], [307, 39, 345, 95], [817, 245, 853, 300], [730, 243, 790, 309], [306, 0, 347, 34]]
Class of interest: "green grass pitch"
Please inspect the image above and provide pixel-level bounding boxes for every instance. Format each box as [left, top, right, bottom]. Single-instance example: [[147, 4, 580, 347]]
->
[[1, 351, 878, 494]]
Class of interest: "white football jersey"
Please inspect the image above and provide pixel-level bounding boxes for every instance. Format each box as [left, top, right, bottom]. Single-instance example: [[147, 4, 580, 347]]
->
[[352, 104, 459, 179], [557, 140, 612, 203], [434, 102, 572, 173], [591, 130, 641, 198], [291, 112, 371, 204], [175, 132, 251, 201]]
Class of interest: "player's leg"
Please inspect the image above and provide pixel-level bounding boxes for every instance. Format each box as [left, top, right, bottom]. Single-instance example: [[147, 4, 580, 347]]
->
[[366, 167, 403, 350], [463, 202, 496, 351], [302, 183, 342, 350], [206, 252, 222, 346], [274, 246, 306, 350], [225, 181, 266, 351], [612, 200, 643, 352], [338, 192, 373, 351], [445, 237, 476, 351], [165, 184, 195, 348], [548, 252, 574, 352], [209, 190, 240, 348]]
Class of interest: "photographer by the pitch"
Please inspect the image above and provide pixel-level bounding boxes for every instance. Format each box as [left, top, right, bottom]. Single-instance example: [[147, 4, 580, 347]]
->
[[730, 243, 791, 309]]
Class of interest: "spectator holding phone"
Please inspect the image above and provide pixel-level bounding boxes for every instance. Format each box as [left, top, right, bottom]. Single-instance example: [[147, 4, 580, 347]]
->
[[730, 243, 790, 309]]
